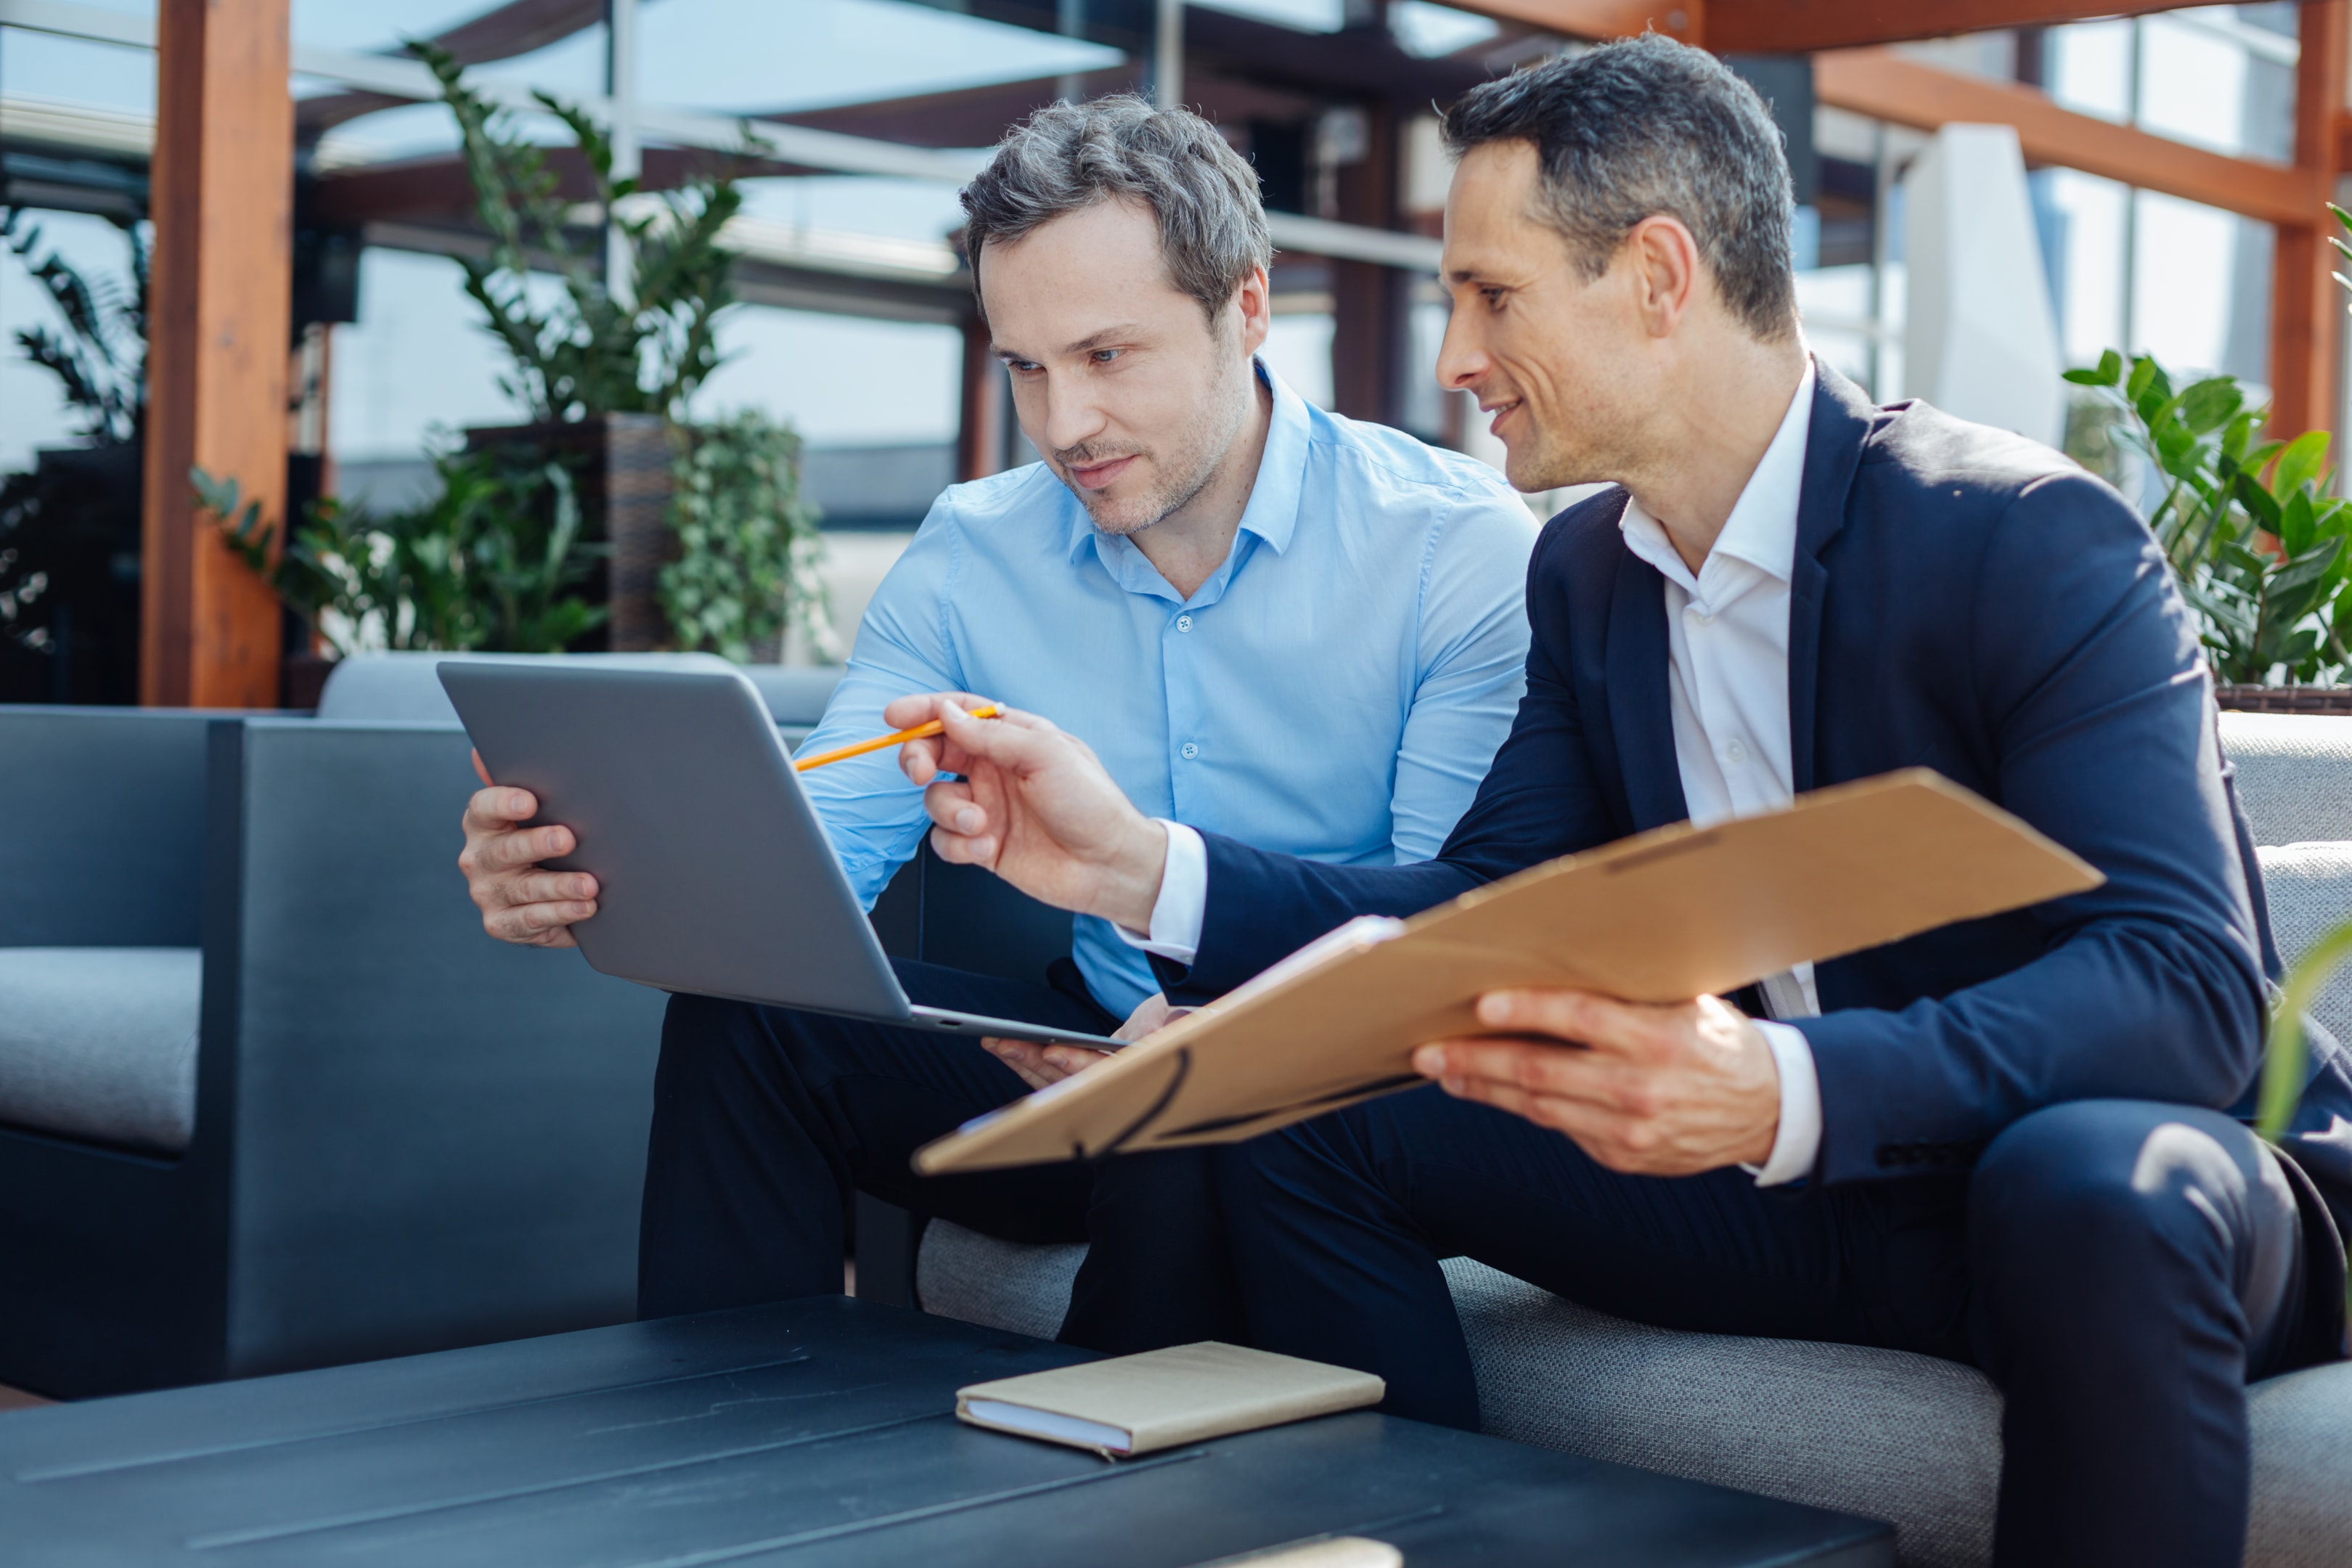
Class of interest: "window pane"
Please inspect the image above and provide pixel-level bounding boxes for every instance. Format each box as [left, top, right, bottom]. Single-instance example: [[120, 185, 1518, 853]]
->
[[2042, 169, 2128, 365], [2137, 15, 2252, 158], [2131, 189, 2248, 379], [2049, 20, 2133, 123]]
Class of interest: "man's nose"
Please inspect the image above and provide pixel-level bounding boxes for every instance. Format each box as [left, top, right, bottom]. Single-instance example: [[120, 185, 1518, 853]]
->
[[1434, 311, 1488, 395], [1039, 375, 1109, 454]]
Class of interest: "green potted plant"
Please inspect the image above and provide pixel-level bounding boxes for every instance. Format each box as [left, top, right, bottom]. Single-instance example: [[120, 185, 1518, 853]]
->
[[2065, 348, 2352, 709], [416, 43, 754, 653]]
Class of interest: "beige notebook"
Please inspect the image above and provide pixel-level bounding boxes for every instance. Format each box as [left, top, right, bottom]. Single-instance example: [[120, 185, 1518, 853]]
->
[[955, 1342, 1384, 1458], [916, 769, 2102, 1175]]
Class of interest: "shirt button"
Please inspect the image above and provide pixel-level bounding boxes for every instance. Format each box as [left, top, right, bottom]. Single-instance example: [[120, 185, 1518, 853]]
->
[[1725, 739, 1748, 765], [1175, 614, 1193, 632], [1180, 743, 1199, 761]]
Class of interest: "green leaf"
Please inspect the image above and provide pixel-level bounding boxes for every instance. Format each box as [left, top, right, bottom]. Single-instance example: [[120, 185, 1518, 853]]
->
[[2066, 348, 2125, 388], [2178, 377, 2245, 436], [2274, 429, 2332, 498]]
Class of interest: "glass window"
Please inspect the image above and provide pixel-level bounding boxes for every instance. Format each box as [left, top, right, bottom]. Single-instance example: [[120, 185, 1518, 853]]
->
[[2048, 20, 2135, 123], [2137, 14, 2253, 158], [2040, 168, 2128, 367], [2132, 191, 2267, 383]]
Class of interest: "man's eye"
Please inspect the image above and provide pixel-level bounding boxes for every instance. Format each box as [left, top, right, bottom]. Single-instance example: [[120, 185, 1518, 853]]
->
[[1091, 348, 1123, 364], [1006, 360, 1042, 375], [1481, 287, 1506, 310]]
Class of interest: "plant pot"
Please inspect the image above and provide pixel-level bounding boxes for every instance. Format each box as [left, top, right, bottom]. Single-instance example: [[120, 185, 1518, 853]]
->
[[462, 414, 677, 651], [2213, 684, 2352, 714]]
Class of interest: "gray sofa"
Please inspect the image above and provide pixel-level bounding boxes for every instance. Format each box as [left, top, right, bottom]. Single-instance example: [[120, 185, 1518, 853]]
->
[[902, 709, 2352, 1568], [0, 656, 846, 1398]]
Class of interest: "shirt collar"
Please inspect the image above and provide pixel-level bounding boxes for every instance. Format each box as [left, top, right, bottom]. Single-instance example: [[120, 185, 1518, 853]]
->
[[1618, 357, 1816, 594], [1060, 356, 1307, 565]]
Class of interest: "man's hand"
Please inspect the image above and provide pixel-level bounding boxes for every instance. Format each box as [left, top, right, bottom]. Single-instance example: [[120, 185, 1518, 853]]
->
[[981, 992, 1194, 1092], [457, 749, 600, 948], [1413, 989, 1781, 1175], [890, 693, 1167, 930]]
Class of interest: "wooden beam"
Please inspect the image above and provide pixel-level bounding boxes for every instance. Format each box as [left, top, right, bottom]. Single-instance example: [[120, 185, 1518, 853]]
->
[[1462, 0, 1703, 46], [142, 0, 294, 707], [2270, 0, 2347, 442], [1708, 0, 2182, 56], [1814, 48, 2317, 228], [957, 314, 1008, 483], [1455, 0, 2173, 51]]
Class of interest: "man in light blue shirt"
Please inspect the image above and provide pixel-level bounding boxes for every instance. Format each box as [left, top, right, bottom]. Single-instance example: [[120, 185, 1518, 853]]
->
[[459, 96, 1533, 1349], [801, 358, 1530, 1024]]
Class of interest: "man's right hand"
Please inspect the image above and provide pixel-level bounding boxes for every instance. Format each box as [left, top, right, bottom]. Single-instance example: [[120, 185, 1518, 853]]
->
[[458, 749, 600, 947], [889, 693, 1167, 930]]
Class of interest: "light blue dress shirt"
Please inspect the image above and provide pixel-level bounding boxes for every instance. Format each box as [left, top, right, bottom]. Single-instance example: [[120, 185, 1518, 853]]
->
[[798, 362, 1539, 1017]]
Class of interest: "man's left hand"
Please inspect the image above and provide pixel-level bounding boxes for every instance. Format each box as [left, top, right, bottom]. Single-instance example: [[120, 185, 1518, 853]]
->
[[982, 992, 1193, 1092], [1413, 989, 1780, 1175]]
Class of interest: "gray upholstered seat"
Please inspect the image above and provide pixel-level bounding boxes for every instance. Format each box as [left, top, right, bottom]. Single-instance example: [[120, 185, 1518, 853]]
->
[[0, 947, 201, 1153], [2221, 711, 2352, 849]]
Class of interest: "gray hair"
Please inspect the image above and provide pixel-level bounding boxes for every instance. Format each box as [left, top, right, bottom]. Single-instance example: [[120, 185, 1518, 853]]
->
[[960, 95, 1273, 321], [1442, 36, 1798, 340]]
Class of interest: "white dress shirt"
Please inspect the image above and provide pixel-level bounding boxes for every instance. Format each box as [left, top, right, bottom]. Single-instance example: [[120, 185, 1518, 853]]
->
[[1128, 362, 1826, 1186]]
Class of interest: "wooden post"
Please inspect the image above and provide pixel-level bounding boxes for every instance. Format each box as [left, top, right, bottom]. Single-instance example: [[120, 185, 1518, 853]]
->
[[142, 0, 294, 707], [1331, 99, 1407, 427], [957, 313, 1008, 482], [2269, 0, 2347, 444]]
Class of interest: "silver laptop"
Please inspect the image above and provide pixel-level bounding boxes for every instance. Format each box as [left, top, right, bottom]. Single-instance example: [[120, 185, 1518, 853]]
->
[[438, 661, 1121, 1048]]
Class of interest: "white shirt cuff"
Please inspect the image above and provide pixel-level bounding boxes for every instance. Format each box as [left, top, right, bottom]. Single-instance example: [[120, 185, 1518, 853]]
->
[[1111, 820, 1206, 965], [1745, 1020, 1823, 1187]]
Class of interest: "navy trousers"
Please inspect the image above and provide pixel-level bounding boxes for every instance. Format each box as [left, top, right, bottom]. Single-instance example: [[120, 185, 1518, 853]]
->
[[637, 958, 1244, 1354], [1213, 1088, 2311, 1568]]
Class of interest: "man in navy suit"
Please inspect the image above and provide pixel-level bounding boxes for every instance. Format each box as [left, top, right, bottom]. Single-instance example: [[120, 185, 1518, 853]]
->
[[882, 38, 2350, 1568]]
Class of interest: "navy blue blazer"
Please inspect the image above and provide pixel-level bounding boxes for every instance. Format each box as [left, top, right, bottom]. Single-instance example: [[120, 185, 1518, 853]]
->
[[1159, 364, 2352, 1209]]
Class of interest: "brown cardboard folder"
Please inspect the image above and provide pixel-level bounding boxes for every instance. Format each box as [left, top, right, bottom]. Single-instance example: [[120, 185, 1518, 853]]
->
[[913, 769, 2102, 1176]]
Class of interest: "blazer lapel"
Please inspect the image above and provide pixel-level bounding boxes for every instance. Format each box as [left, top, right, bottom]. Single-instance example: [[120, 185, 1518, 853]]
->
[[1604, 537, 1689, 831], [1787, 362, 1877, 793]]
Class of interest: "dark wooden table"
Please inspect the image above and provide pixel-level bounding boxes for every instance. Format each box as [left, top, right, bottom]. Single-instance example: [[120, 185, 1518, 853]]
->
[[0, 1297, 1892, 1566]]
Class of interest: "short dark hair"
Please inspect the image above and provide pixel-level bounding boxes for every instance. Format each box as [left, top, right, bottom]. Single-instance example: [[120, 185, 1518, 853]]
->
[[960, 94, 1273, 321], [1442, 36, 1798, 340]]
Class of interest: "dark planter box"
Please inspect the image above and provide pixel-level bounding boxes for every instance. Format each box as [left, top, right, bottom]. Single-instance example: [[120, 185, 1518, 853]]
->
[[2215, 685, 2352, 715], [461, 413, 677, 651]]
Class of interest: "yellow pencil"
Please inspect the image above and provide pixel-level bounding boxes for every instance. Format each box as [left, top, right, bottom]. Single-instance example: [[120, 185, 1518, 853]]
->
[[793, 704, 1003, 772]]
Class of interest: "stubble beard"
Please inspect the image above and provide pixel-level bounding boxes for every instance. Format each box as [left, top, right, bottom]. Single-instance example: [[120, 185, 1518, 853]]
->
[[1059, 354, 1249, 539]]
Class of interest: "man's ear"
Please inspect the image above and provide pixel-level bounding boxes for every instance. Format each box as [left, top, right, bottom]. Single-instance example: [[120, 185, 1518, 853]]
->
[[1232, 264, 1273, 356], [1623, 216, 1702, 340]]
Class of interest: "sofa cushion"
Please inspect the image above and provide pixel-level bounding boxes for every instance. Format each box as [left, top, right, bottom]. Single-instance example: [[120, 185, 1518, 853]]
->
[[2219, 712, 2352, 848], [0, 947, 201, 1153], [2254, 844, 2352, 1047], [915, 1221, 2352, 1568]]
